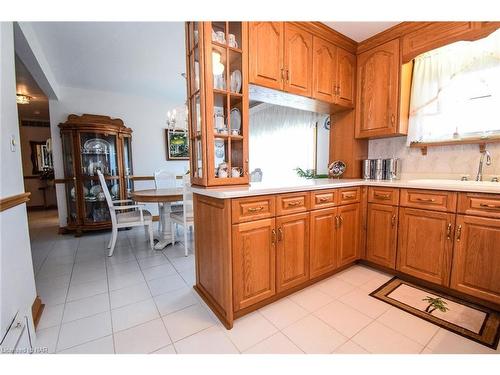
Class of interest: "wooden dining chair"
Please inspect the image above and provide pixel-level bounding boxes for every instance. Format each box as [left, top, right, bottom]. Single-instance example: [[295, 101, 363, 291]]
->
[[170, 175, 193, 256], [97, 170, 154, 256]]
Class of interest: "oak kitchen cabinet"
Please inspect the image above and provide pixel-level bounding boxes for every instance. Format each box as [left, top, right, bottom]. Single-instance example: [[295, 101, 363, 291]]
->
[[336, 203, 361, 267], [312, 36, 356, 107], [309, 207, 337, 278], [355, 38, 402, 138], [366, 203, 398, 269]]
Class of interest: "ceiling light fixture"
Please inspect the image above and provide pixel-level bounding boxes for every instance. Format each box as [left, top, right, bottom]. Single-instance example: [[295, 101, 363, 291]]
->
[[16, 93, 32, 105]]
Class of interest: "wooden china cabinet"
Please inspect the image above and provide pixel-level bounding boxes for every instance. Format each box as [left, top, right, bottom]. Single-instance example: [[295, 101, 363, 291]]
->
[[59, 114, 134, 235], [185, 21, 249, 187]]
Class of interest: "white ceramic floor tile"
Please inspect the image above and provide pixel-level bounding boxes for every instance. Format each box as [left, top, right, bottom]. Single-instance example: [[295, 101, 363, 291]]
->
[[106, 260, 140, 276], [332, 340, 369, 354], [147, 273, 186, 296], [289, 287, 334, 312], [138, 255, 169, 269], [179, 268, 195, 286], [58, 335, 114, 354], [110, 282, 152, 309], [223, 312, 278, 352], [314, 276, 356, 299], [169, 255, 195, 272], [34, 325, 59, 354], [114, 318, 171, 354], [352, 321, 423, 354], [426, 328, 498, 354], [154, 287, 199, 316], [108, 270, 146, 291], [377, 307, 440, 346], [244, 332, 303, 354], [340, 288, 391, 319], [57, 311, 112, 351], [314, 300, 373, 338], [71, 266, 107, 285], [66, 278, 108, 302], [335, 265, 382, 286], [37, 285, 68, 306], [174, 326, 239, 354], [358, 274, 393, 293], [37, 303, 64, 330], [283, 315, 348, 353], [105, 253, 137, 266], [62, 292, 109, 323], [259, 298, 308, 330], [162, 304, 215, 342], [152, 344, 177, 354], [141, 262, 177, 281], [111, 298, 159, 332]]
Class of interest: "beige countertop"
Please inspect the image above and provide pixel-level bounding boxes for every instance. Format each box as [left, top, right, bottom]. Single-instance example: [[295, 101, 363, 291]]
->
[[191, 178, 500, 199]]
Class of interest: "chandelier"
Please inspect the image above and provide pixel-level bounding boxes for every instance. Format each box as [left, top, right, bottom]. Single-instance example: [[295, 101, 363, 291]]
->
[[16, 93, 32, 105]]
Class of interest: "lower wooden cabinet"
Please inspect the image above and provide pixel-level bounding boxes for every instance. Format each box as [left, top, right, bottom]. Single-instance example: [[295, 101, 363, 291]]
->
[[276, 212, 310, 292], [232, 218, 276, 311], [366, 203, 398, 269], [337, 203, 361, 267], [309, 208, 337, 278], [450, 215, 500, 305], [397, 208, 455, 286]]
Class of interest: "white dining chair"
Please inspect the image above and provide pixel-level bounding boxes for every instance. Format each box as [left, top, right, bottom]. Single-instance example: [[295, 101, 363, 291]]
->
[[170, 175, 193, 256], [97, 170, 154, 257], [154, 169, 183, 233]]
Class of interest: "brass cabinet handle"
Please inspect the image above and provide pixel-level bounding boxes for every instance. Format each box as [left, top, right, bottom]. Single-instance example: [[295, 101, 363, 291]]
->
[[286, 69, 290, 83], [337, 85, 341, 96], [375, 193, 391, 200], [272, 229, 277, 244], [277, 227, 283, 241], [319, 197, 330, 202], [343, 194, 355, 199], [391, 215, 396, 227], [415, 197, 436, 203], [391, 114, 395, 124], [480, 203, 500, 210], [446, 223, 452, 240], [281, 68, 286, 81], [338, 215, 343, 227], [287, 201, 301, 207], [247, 206, 264, 213], [456, 225, 462, 242], [335, 215, 340, 229]]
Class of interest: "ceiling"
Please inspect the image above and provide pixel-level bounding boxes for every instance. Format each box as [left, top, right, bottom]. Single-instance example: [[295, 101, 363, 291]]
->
[[323, 22, 401, 42], [15, 55, 50, 121], [27, 22, 187, 102]]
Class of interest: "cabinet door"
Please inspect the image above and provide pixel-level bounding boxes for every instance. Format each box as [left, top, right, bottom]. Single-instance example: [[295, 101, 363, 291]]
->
[[337, 203, 361, 268], [336, 48, 356, 108], [450, 215, 500, 305], [355, 39, 400, 138], [249, 22, 284, 90], [232, 218, 276, 311], [366, 203, 398, 269], [310, 208, 337, 278], [397, 208, 455, 286], [284, 24, 313, 97], [276, 212, 310, 292], [312, 36, 336, 103]]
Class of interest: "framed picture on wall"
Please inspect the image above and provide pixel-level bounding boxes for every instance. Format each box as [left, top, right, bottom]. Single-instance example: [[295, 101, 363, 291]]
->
[[166, 129, 189, 160]]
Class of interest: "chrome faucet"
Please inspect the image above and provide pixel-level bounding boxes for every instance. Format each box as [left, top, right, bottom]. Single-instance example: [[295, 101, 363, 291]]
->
[[476, 150, 492, 181]]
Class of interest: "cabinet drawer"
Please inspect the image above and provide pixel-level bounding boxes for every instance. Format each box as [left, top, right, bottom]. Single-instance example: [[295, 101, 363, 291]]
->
[[276, 192, 310, 216], [400, 189, 457, 212], [368, 187, 399, 205], [231, 195, 275, 223], [311, 189, 337, 209], [338, 187, 361, 205], [458, 192, 500, 219]]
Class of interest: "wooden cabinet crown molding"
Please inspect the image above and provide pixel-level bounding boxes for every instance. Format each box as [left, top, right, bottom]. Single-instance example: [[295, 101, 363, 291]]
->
[[293, 22, 357, 54], [0, 192, 31, 212], [58, 114, 133, 134]]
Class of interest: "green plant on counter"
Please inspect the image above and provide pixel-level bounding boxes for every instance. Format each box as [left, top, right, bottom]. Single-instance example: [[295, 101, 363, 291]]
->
[[294, 167, 329, 179]]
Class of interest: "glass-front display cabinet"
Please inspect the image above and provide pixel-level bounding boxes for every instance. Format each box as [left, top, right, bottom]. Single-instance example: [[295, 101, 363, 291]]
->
[[185, 21, 249, 186], [59, 114, 134, 235]]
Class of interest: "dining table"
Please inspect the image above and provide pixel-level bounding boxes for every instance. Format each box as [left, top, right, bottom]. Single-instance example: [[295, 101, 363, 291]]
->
[[130, 188, 183, 250]]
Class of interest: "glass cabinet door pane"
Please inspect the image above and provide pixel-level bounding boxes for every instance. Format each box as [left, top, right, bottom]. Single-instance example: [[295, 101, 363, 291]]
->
[[212, 45, 227, 90], [62, 132, 75, 178], [122, 137, 133, 197], [82, 178, 120, 223], [80, 133, 119, 177], [65, 182, 78, 224]]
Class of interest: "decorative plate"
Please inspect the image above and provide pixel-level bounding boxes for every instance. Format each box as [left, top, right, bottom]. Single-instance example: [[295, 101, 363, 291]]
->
[[111, 184, 119, 197], [328, 160, 346, 178], [83, 138, 111, 154], [230, 70, 242, 93], [89, 185, 102, 196], [230, 108, 241, 132]]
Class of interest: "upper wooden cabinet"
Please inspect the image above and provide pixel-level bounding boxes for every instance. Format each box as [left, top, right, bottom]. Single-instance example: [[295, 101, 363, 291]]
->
[[355, 39, 402, 139], [248, 22, 284, 90], [283, 24, 313, 96], [312, 37, 356, 107]]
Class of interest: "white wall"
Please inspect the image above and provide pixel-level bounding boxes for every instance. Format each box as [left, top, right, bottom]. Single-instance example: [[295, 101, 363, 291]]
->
[[0, 22, 37, 343], [49, 86, 189, 226], [369, 137, 500, 180]]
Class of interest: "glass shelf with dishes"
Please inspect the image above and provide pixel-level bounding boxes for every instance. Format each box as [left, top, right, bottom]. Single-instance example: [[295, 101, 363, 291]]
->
[[79, 133, 119, 177], [81, 178, 120, 224]]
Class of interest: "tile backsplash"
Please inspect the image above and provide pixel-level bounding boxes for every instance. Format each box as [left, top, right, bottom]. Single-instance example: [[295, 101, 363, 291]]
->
[[368, 137, 500, 180]]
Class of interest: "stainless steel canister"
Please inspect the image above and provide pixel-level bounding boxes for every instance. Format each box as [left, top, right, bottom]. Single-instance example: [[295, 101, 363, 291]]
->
[[374, 159, 384, 180], [383, 158, 401, 180], [362, 160, 371, 180]]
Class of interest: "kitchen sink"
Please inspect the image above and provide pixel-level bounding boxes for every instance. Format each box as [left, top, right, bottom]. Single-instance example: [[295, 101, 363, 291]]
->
[[408, 179, 500, 188]]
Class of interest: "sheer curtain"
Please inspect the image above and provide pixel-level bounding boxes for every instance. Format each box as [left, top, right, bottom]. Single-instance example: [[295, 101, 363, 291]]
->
[[407, 29, 500, 145], [249, 103, 323, 183]]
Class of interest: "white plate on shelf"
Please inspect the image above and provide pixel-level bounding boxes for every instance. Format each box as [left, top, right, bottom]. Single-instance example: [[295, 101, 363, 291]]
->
[[83, 138, 111, 154], [230, 70, 242, 93], [111, 184, 119, 197], [89, 185, 102, 196], [230, 108, 241, 133]]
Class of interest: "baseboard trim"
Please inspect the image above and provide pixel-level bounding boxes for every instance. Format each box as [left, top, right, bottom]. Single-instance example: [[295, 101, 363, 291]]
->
[[31, 296, 45, 329]]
